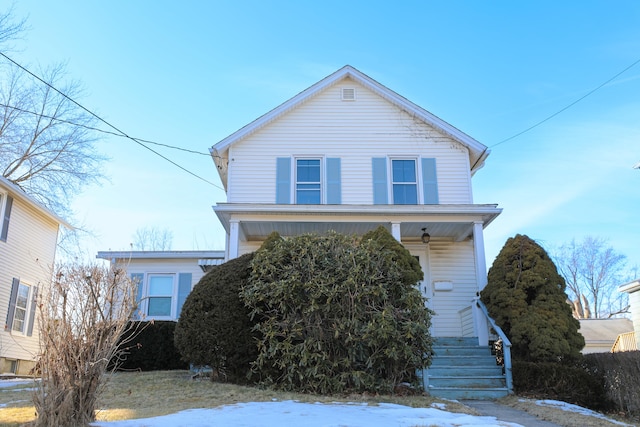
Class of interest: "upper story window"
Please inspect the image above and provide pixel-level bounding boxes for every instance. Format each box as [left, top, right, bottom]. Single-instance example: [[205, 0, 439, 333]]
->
[[372, 157, 439, 205], [276, 157, 341, 205], [0, 192, 13, 242], [295, 158, 321, 204], [391, 159, 418, 205]]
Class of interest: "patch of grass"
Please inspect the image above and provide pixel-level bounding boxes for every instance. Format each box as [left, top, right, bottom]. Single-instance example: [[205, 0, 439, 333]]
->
[[1, 371, 634, 426], [0, 371, 460, 425], [498, 395, 636, 427]]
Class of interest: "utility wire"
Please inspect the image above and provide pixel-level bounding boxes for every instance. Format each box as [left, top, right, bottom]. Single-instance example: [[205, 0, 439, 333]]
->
[[0, 102, 211, 156], [0, 51, 223, 189], [491, 57, 640, 148]]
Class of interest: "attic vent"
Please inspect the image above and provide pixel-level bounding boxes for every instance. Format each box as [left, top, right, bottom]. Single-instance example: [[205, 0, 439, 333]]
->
[[341, 88, 356, 101]]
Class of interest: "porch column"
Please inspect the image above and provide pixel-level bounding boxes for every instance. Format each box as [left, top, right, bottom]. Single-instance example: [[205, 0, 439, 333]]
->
[[473, 221, 489, 346], [473, 221, 488, 290], [228, 220, 240, 260], [391, 222, 401, 242]]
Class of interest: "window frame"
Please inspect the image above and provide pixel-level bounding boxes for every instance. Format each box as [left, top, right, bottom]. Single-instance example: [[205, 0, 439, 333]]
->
[[390, 157, 419, 205], [144, 273, 176, 319], [294, 157, 323, 204], [11, 282, 31, 334], [0, 191, 10, 242]]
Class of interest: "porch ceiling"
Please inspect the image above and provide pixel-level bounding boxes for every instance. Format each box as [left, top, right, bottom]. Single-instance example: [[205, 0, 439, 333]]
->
[[213, 203, 501, 242]]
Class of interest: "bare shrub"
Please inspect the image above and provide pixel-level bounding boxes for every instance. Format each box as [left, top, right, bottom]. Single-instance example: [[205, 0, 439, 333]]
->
[[585, 351, 640, 417], [33, 263, 139, 427]]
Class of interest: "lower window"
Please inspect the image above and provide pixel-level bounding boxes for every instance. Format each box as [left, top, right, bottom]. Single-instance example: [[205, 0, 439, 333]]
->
[[147, 275, 174, 317]]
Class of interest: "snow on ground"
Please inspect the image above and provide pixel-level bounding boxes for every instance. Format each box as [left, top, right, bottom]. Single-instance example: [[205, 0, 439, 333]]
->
[[0, 378, 34, 389], [93, 400, 523, 427]]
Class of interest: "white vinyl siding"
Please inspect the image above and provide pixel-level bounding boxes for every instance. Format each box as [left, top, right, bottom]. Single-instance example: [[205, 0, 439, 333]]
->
[[125, 258, 208, 321], [225, 78, 473, 205], [0, 193, 59, 362]]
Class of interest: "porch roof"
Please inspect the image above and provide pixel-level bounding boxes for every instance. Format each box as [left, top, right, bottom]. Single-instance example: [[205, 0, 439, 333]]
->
[[213, 203, 501, 242]]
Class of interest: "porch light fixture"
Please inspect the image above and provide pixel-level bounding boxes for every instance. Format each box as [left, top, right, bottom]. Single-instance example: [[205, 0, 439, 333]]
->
[[421, 228, 431, 244]]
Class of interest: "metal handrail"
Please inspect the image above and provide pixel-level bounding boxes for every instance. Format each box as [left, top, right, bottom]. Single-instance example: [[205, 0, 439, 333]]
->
[[474, 298, 514, 393]]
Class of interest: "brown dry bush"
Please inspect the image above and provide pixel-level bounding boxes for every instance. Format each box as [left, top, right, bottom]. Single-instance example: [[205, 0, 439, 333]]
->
[[585, 351, 640, 417], [32, 263, 140, 427]]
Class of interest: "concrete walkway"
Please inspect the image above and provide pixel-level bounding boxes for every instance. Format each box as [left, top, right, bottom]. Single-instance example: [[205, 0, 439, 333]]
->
[[463, 400, 563, 427]]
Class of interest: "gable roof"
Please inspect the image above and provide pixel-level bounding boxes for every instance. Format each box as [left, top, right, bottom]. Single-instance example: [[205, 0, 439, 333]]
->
[[0, 175, 72, 228], [210, 65, 490, 189]]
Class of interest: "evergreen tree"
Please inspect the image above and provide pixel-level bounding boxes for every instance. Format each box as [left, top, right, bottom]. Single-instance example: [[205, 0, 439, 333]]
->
[[174, 253, 258, 382], [480, 234, 584, 362]]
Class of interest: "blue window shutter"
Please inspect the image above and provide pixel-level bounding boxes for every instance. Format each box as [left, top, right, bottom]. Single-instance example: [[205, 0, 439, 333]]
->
[[372, 158, 388, 204], [326, 158, 341, 204], [276, 157, 291, 204], [177, 273, 192, 319], [26, 286, 38, 337], [131, 273, 144, 320], [1, 195, 13, 242], [421, 158, 439, 204], [5, 278, 19, 330]]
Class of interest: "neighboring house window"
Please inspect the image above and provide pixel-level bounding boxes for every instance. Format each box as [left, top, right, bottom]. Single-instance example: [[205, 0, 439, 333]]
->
[[5, 278, 37, 336], [130, 272, 192, 320], [0, 193, 13, 242], [11, 283, 30, 333], [391, 159, 418, 205], [295, 158, 321, 204], [147, 274, 174, 317]]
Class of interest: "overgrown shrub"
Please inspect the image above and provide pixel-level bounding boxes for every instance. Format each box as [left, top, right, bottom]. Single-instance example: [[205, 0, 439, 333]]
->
[[242, 230, 433, 394], [512, 359, 611, 411], [481, 234, 584, 362], [116, 321, 188, 371], [585, 351, 640, 416], [174, 253, 257, 383]]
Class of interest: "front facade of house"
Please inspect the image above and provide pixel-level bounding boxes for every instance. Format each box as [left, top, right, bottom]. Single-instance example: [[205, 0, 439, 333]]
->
[[96, 251, 225, 321], [210, 66, 501, 340], [0, 176, 69, 375]]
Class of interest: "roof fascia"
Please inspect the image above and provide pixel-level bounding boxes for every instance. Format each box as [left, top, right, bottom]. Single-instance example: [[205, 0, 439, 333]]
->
[[0, 176, 73, 229], [211, 65, 488, 171]]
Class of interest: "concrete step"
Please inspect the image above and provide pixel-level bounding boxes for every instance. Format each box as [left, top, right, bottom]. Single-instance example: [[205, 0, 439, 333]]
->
[[433, 337, 479, 346], [429, 386, 510, 400], [433, 345, 492, 356], [429, 375, 506, 388], [427, 365, 503, 377], [426, 336, 509, 400], [430, 355, 497, 366]]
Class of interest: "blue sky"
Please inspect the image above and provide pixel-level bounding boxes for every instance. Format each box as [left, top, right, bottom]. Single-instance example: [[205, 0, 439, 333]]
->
[[9, 1, 640, 269]]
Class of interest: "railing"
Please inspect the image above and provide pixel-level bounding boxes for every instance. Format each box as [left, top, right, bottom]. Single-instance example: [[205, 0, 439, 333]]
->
[[473, 297, 513, 393], [611, 331, 638, 352]]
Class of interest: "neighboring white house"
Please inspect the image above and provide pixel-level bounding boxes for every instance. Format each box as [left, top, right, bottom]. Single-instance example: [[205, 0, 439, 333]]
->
[[96, 251, 225, 321], [0, 176, 71, 375], [209, 65, 502, 340], [619, 279, 640, 350], [578, 318, 635, 353]]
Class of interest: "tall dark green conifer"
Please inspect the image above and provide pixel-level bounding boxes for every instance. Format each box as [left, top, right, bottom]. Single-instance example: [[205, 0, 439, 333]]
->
[[480, 234, 584, 362]]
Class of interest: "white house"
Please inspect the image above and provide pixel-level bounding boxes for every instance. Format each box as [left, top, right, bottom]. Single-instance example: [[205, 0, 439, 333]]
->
[[210, 65, 502, 340], [0, 176, 71, 375], [96, 250, 225, 321], [619, 279, 640, 350]]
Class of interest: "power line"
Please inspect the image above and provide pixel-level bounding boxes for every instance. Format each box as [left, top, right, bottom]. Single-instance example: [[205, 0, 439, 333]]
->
[[0, 51, 223, 190], [0, 102, 212, 156], [491, 57, 640, 148]]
